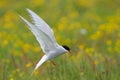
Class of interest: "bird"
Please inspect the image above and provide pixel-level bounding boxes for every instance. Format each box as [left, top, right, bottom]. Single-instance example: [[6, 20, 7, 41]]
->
[[19, 8, 71, 71]]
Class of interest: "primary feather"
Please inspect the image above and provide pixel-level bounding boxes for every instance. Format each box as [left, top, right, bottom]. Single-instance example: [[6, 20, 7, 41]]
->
[[19, 10, 57, 54], [26, 8, 57, 44]]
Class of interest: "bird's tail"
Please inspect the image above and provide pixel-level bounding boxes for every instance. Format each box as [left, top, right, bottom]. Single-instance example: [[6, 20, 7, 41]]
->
[[29, 55, 48, 78], [34, 55, 48, 71]]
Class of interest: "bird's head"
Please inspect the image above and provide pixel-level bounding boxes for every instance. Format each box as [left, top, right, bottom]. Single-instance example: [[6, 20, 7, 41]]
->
[[62, 45, 71, 54]]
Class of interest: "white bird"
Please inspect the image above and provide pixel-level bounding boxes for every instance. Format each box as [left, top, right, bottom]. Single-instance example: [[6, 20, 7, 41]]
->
[[19, 9, 71, 71]]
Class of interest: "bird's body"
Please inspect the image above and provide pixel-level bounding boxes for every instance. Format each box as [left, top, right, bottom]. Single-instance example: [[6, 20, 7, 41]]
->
[[19, 9, 70, 71], [35, 46, 66, 70]]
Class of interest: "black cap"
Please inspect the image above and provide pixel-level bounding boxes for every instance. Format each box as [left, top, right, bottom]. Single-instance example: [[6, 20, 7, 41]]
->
[[62, 45, 70, 51]]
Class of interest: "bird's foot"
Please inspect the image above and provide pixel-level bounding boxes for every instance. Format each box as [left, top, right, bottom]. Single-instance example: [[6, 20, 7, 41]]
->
[[51, 61, 56, 67]]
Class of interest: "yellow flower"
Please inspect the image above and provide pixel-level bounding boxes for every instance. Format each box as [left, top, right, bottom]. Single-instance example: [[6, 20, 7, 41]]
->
[[106, 40, 112, 46], [10, 78, 14, 80], [85, 47, 94, 57], [78, 0, 96, 8], [0, 1, 8, 8], [114, 40, 120, 52], [13, 68, 20, 74], [34, 70, 39, 77], [30, 0, 44, 6], [32, 45, 40, 53], [79, 45, 85, 50], [118, 32, 120, 37], [3, 39, 8, 46], [98, 23, 119, 34], [57, 17, 67, 31], [90, 31, 102, 40], [4, 11, 18, 29], [13, 50, 22, 57], [23, 43, 31, 53], [94, 60, 99, 65], [68, 11, 79, 19], [26, 62, 32, 68]]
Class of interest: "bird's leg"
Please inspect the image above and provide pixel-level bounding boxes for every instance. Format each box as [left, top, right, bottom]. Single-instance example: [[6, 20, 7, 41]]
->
[[47, 61, 56, 75], [51, 61, 56, 67]]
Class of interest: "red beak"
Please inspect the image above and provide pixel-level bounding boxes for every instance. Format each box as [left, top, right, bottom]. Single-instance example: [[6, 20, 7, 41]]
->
[[68, 51, 71, 54]]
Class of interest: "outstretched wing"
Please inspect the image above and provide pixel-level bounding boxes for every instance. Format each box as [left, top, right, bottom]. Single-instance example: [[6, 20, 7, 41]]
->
[[26, 8, 57, 44], [19, 16, 57, 54]]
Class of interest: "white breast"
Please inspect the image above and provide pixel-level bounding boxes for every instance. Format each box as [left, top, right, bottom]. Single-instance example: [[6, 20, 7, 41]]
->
[[47, 46, 67, 60]]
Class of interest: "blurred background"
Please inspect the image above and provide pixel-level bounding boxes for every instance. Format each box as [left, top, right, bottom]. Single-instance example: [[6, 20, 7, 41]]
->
[[0, 0, 120, 80]]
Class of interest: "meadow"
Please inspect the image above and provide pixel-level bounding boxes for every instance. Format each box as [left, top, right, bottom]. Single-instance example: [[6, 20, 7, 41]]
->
[[0, 0, 120, 80]]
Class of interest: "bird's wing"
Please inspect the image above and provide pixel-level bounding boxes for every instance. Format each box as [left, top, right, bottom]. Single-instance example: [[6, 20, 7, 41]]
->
[[19, 16, 57, 54], [26, 8, 57, 45]]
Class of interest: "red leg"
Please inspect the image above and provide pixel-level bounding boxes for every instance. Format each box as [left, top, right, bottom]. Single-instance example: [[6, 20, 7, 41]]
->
[[51, 61, 56, 66]]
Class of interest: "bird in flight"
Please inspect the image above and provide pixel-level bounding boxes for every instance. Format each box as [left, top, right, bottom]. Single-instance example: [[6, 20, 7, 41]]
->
[[19, 9, 71, 71]]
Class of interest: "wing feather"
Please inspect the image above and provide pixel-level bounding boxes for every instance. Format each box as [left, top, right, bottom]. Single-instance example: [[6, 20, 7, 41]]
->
[[19, 16, 56, 54], [26, 9, 57, 44]]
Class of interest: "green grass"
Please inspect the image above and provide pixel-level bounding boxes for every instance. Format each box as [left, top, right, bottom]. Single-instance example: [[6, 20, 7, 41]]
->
[[0, 0, 120, 80]]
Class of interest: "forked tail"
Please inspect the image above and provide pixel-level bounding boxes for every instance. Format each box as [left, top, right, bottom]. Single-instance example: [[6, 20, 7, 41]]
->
[[34, 55, 48, 71]]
